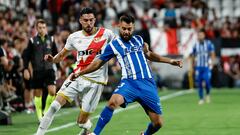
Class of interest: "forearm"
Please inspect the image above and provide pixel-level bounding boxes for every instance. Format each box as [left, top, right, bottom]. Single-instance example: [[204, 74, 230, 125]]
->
[[78, 64, 100, 75], [77, 59, 105, 76], [211, 52, 215, 64], [147, 52, 172, 64], [52, 48, 69, 63], [52, 53, 65, 63]]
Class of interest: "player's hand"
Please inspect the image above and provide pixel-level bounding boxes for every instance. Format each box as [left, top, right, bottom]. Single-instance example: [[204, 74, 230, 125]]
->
[[170, 59, 183, 68], [44, 54, 54, 62], [69, 73, 79, 81], [23, 69, 30, 80]]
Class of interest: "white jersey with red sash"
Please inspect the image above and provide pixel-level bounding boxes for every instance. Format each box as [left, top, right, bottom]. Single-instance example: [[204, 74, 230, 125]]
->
[[64, 27, 115, 84]]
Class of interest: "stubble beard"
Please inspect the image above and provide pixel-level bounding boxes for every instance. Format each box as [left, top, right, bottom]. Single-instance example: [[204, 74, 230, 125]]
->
[[120, 33, 132, 41]]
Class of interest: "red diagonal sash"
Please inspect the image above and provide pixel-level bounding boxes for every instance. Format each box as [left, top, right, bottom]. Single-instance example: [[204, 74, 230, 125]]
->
[[74, 27, 106, 72]]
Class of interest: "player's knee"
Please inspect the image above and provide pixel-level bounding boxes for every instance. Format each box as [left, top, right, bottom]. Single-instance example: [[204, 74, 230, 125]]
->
[[153, 120, 163, 129], [48, 92, 55, 96], [108, 100, 118, 109], [48, 90, 56, 96], [108, 95, 123, 109], [55, 95, 67, 106]]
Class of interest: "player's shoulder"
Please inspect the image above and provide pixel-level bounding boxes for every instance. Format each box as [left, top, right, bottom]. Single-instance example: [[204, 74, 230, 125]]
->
[[65, 31, 82, 43], [206, 39, 213, 44], [70, 30, 82, 37], [134, 35, 143, 39], [132, 35, 142, 38], [101, 27, 111, 32], [109, 36, 121, 45], [101, 27, 115, 36], [205, 39, 214, 46], [133, 35, 144, 43]]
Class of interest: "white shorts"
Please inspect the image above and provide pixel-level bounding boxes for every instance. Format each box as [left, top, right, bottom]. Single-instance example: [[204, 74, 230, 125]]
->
[[57, 77, 104, 113]]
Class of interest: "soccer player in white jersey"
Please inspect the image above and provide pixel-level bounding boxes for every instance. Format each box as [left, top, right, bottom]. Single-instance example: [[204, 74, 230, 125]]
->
[[70, 14, 182, 135], [36, 7, 115, 135]]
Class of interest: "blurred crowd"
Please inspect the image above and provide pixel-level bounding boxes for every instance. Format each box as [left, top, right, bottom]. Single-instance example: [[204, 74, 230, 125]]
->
[[0, 0, 240, 117]]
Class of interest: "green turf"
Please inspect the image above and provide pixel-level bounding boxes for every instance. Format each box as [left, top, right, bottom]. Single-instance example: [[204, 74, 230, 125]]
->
[[0, 88, 239, 135]]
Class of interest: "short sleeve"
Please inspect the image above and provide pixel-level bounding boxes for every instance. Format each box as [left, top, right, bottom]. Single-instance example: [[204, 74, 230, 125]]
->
[[64, 35, 75, 50], [191, 44, 196, 56], [99, 43, 115, 61], [135, 35, 144, 45], [208, 41, 215, 52], [106, 29, 116, 43]]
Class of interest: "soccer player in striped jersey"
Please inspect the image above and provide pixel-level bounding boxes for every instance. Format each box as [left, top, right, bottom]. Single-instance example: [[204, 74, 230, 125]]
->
[[190, 29, 215, 105], [70, 14, 182, 135], [36, 8, 115, 135]]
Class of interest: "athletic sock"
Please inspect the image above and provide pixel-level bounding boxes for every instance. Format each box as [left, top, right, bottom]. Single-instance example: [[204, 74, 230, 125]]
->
[[144, 123, 161, 135], [34, 96, 42, 121], [198, 81, 204, 100], [36, 100, 61, 135], [205, 80, 211, 95], [43, 94, 55, 114], [94, 106, 114, 135]]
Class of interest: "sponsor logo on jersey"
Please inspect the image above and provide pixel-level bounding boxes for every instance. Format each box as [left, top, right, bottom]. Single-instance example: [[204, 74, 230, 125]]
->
[[78, 49, 102, 56], [123, 45, 143, 55]]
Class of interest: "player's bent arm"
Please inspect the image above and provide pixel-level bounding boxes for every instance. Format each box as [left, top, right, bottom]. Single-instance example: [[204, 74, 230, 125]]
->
[[51, 48, 70, 63], [143, 42, 182, 68], [144, 42, 174, 63], [210, 52, 216, 63], [76, 59, 106, 77]]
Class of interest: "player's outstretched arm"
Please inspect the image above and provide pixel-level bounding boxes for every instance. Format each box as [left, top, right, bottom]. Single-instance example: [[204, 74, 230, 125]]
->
[[44, 48, 70, 63], [143, 42, 182, 68], [69, 59, 106, 80]]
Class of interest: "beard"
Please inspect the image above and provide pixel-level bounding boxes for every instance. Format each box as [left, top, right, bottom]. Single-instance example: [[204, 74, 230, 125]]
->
[[120, 33, 132, 41], [83, 26, 93, 34]]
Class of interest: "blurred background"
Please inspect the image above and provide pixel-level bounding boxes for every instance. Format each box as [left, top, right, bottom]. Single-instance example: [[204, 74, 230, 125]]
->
[[0, 0, 239, 128]]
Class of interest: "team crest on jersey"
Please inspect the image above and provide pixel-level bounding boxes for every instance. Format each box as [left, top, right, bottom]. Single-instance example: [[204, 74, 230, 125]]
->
[[94, 37, 102, 42]]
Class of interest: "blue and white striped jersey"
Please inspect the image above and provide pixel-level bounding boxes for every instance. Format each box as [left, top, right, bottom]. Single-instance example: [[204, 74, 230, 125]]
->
[[99, 35, 153, 80], [191, 40, 214, 68]]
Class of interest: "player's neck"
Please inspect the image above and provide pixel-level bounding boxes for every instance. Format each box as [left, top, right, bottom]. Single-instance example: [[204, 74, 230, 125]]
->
[[199, 40, 204, 44], [82, 27, 98, 36]]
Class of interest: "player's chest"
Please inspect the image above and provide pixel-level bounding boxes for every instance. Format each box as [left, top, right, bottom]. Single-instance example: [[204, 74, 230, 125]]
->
[[71, 36, 108, 52], [116, 44, 143, 56]]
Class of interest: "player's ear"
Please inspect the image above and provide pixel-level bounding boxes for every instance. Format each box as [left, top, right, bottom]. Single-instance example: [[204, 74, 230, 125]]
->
[[117, 21, 121, 29], [79, 17, 82, 24]]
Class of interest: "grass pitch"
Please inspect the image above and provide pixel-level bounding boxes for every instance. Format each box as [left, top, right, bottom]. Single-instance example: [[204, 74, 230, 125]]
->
[[0, 88, 239, 135]]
